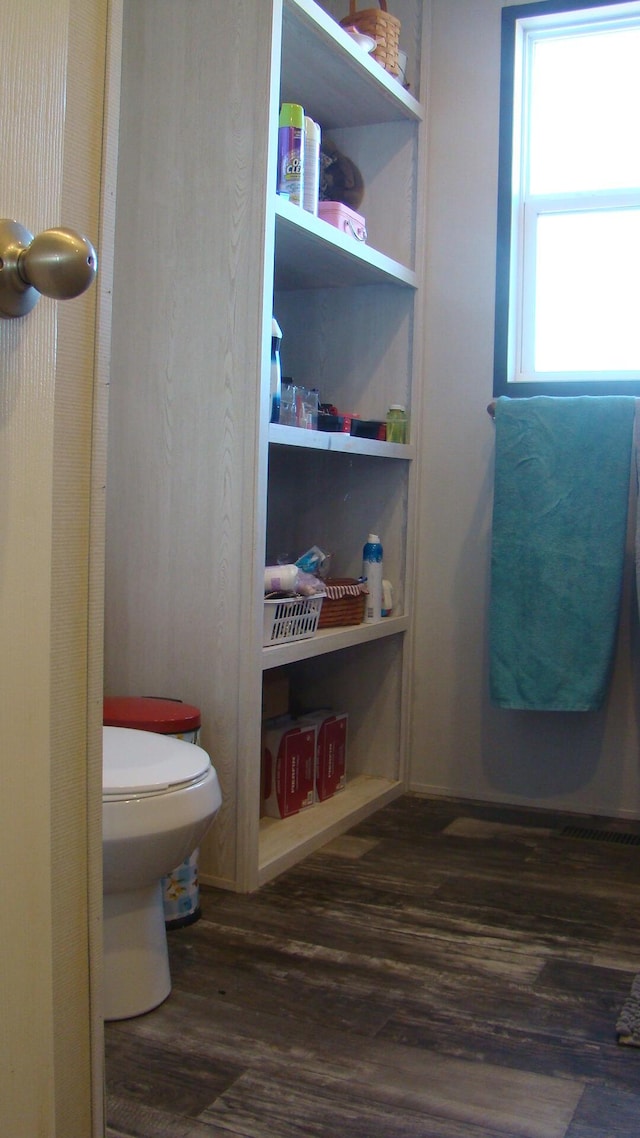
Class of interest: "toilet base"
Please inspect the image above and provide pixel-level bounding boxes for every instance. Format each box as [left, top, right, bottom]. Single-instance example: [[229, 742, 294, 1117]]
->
[[103, 882, 171, 1020]]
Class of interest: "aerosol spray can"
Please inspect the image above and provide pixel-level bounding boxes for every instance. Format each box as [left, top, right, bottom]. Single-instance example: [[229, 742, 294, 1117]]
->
[[362, 534, 383, 623], [277, 103, 304, 206], [303, 116, 321, 215]]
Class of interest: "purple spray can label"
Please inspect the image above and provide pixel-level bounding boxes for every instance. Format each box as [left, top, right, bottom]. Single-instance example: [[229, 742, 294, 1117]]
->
[[277, 103, 304, 206]]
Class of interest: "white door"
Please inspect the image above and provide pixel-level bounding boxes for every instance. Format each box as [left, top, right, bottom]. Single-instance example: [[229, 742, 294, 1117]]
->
[[0, 2, 118, 1135]]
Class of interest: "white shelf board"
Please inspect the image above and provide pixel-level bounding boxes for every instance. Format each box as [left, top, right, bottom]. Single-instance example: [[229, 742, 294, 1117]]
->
[[268, 422, 414, 459], [258, 773, 404, 885], [274, 196, 417, 290], [282, 0, 422, 129], [262, 613, 408, 669]]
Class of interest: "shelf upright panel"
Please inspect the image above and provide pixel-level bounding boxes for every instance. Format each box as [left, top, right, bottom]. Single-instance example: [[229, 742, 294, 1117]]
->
[[256, 0, 427, 890], [268, 422, 415, 459], [281, 0, 423, 129], [262, 613, 409, 669], [274, 196, 417, 290], [258, 774, 404, 885]]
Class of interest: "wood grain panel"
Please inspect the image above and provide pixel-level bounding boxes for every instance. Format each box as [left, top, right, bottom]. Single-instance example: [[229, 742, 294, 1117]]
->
[[107, 0, 427, 893], [52, 1, 113, 1133], [0, 2, 107, 1134], [106, 0, 277, 888]]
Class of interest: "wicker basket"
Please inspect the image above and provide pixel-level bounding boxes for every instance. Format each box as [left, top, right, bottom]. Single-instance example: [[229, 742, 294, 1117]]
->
[[340, 0, 401, 76], [318, 578, 368, 629]]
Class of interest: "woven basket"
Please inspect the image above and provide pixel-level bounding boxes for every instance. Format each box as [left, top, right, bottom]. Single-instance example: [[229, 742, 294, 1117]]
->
[[340, 1, 401, 76], [318, 578, 367, 629]]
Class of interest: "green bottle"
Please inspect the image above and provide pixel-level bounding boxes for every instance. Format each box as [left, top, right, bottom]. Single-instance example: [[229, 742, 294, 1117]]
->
[[386, 404, 409, 444]]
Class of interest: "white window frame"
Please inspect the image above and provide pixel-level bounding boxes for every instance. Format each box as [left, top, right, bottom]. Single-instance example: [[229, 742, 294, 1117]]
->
[[494, 0, 640, 396]]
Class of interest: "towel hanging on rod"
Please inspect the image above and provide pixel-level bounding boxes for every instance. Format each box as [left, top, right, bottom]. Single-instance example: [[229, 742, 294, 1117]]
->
[[489, 395, 635, 711]]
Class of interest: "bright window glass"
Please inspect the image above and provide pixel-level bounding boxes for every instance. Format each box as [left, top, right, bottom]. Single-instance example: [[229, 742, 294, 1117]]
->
[[528, 27, 640, 195], [494, 1, 640, 395], [534, 208, 640, 372]]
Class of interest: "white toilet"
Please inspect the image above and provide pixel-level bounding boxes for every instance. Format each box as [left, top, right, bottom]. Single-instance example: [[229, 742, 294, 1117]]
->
[[102, 725, 222, 1021]]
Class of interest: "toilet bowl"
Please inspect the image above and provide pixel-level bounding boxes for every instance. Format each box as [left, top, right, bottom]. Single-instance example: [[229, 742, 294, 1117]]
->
[[102, 725, 222, 1021]]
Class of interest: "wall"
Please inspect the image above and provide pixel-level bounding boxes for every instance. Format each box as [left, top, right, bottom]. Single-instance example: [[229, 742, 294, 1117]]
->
[[410, 0, 640, 818]]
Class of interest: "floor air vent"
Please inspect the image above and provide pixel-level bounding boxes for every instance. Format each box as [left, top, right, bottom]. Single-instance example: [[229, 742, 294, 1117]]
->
[[560, 825, 640, 846]]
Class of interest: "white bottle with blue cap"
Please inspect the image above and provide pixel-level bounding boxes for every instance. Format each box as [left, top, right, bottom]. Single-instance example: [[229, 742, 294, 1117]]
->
[[362, 534, 383, 623]]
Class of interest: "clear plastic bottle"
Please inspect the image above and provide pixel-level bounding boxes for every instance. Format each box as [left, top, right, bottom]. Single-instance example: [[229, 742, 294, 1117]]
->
[[362, 534, 383, 623]]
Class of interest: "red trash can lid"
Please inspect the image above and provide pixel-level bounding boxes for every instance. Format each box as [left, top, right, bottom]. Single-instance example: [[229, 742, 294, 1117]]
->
[[103, 696, 201, 734]]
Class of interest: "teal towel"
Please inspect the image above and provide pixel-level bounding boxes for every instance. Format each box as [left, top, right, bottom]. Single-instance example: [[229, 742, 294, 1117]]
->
[[489, 396, 635, 711]]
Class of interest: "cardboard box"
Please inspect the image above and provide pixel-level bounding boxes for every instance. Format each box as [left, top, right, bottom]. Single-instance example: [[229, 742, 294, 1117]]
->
[[262, 669, 290, 721], [299, 710, 348, 802], [262, 716, 316, 818]]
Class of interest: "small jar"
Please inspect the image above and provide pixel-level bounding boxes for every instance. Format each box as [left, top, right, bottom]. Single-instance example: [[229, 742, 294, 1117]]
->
[[386, 404, 409, 444]]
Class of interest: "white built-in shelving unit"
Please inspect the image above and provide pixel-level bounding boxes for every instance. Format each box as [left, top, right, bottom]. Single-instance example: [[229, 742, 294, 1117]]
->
[[106, 0, 427, 891]]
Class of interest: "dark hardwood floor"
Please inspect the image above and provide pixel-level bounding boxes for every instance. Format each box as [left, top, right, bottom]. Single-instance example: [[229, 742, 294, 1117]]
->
[[106, 795, 640, 1137]]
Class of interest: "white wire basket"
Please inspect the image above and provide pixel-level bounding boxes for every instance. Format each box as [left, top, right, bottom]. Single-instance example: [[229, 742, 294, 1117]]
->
[[263, 594, 324, 646]]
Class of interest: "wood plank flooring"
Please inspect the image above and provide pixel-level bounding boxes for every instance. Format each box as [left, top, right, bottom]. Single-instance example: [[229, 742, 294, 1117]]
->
[[105, 795, 640, 1137]]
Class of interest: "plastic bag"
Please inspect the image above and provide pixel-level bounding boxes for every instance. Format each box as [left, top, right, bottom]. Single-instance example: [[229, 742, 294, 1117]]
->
[[295, 545, 331, 577]]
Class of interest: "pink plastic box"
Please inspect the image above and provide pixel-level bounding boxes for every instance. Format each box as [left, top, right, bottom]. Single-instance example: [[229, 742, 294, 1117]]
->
[[318, 201, 367, 242]]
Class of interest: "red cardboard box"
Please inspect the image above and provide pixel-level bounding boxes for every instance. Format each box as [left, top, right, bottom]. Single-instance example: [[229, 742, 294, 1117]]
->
[[262, 717, 316, 818], [300, 710, 348, 802]]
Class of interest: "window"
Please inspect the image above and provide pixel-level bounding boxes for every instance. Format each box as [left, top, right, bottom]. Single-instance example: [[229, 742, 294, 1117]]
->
[[494, 0, 640, 396]]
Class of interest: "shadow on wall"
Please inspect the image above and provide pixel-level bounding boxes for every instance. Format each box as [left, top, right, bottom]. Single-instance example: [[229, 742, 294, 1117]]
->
[[480, 554, 640, 805], [434, 416, 640, 812], [481, 704, 606, 800]]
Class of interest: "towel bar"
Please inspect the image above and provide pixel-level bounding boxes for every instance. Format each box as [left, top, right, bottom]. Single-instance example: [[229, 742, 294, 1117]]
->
[[487, 400, 496, 419]]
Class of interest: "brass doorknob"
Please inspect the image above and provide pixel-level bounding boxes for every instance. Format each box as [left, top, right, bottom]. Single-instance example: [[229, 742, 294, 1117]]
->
[[0, 219, 97, 318]]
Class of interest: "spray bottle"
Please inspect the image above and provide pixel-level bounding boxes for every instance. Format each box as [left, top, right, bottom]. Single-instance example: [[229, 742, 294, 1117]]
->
[[362, 534, 383, 623], [277, 103, 304, 206], [303, 117, 321, 215]]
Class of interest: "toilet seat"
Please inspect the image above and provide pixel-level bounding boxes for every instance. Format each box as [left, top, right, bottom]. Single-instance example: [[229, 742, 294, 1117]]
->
[[101, 724, 221, 1020], [103, 725, 211, 798]]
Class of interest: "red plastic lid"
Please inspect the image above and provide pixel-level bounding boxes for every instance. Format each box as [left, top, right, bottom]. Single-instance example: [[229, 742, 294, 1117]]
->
[[103, 696, 201, 734]]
